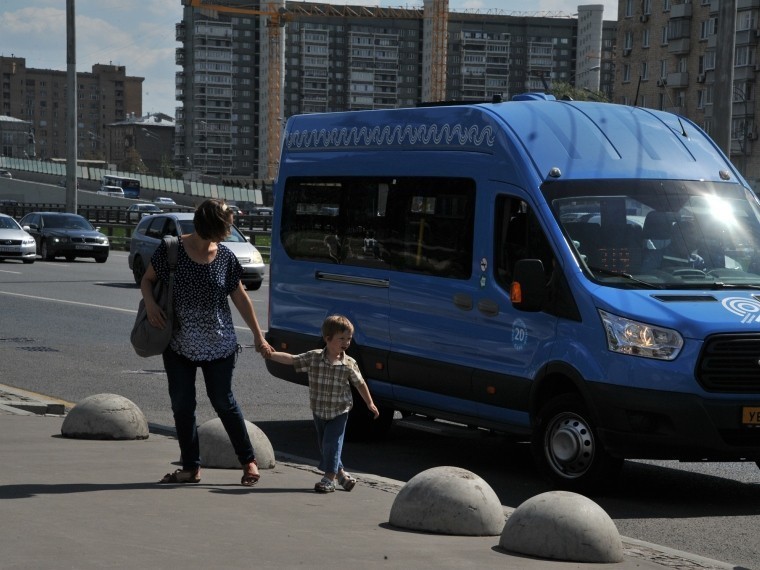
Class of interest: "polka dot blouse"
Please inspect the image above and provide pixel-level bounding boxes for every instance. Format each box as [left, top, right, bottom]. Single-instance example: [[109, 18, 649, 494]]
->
[[152, 236, 243, 362]]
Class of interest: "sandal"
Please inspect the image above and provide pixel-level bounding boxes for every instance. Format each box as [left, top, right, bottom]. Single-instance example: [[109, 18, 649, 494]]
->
[[337, 471, 356, 492], [159, 468, 200, 484], [241, 459, 260, 487], [314, 477, 335, 493]]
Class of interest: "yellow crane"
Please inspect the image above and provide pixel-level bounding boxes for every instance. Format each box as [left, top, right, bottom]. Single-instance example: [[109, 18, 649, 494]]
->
[[182, 0, 448, 181]]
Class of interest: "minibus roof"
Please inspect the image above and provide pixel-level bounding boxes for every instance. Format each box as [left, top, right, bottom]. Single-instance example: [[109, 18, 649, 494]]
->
[[282, 97, 742, 185]]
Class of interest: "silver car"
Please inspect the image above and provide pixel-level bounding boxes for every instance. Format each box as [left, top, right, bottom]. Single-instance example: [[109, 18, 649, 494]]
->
[[128, 212, 265, 289], [0, 213, 36, 264]]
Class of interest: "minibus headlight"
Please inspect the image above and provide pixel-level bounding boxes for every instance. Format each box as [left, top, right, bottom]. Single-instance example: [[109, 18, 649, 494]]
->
[[599, 309, 683, 360]]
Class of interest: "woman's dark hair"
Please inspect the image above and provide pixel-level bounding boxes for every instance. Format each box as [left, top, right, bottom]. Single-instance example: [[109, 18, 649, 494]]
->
[[193, 199, 232, 242]]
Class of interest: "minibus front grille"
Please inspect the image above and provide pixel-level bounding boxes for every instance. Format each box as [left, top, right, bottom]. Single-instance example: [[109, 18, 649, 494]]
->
[[697, 334, 760, 392]]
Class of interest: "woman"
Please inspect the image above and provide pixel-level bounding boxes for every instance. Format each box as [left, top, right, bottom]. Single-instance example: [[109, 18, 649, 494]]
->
[[140, 198, 272, 486]]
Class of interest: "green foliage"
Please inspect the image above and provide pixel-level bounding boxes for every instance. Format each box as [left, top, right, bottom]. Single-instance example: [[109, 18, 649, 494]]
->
[[549, 81, 608, 103]]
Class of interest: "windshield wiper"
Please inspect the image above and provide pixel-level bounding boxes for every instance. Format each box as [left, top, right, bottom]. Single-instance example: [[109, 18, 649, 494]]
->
[[587, 266, 664, 289], [709, 281, 760, 291]]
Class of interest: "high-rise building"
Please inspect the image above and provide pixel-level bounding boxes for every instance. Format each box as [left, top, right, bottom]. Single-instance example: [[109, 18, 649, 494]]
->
[[612, 0, 758, 186], [176, 2, 617, 182], [0, 57, 143, 162]]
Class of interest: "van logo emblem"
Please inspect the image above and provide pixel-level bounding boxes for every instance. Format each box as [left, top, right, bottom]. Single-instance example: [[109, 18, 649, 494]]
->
[[721, 297, 760, 324]]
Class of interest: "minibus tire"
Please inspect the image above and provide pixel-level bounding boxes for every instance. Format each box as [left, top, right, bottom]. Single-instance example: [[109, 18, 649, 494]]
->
[[531, 393, 623, 493]]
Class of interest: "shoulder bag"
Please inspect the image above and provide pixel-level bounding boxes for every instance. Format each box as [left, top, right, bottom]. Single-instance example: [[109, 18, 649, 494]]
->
[[130, 236, 179, 357]]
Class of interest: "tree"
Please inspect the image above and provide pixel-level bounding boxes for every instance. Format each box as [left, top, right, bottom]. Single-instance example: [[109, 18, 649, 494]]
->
[[549, 81, 608, 103], [119, 146, 148, 174]]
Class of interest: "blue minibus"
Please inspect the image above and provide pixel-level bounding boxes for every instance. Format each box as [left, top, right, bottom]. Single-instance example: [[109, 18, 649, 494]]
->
[[265, 93, 760, 492]]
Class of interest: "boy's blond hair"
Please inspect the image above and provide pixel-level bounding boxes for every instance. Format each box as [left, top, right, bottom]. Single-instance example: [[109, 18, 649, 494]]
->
[[321, 314, 354, 339]]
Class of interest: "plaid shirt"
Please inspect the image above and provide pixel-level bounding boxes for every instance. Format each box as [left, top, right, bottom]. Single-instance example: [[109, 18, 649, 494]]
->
[[292, 349, 366, 420]]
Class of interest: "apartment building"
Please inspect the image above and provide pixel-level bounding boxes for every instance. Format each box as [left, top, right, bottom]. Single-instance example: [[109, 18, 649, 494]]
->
[[0, 57, 143, 162], [176, 2, 617, 181], [613, 0, 758, 186]]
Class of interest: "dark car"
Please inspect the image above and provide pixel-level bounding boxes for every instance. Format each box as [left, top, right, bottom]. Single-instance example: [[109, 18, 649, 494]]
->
[[127, 203, 163, 222], [128, 212, 265, 289], [19, 212, 110, 263]]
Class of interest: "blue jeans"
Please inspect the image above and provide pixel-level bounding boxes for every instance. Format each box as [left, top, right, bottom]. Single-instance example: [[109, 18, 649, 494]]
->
[[163, 348, 255, 471], [313, 412, 348, 475]]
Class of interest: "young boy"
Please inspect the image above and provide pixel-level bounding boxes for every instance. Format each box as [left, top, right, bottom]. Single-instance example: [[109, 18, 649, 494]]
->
[[265, 315, 379, 493]]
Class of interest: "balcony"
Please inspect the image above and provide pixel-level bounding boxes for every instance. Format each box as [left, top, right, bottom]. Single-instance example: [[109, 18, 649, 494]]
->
[[668, 38, 690, 54], [734, 65, 756, 81], [175, 48, 185, 66], [666, 71, 689, 87], [671, 2, 692, 18], [175, 22, 186, 42], [735, 29, 759, 46]]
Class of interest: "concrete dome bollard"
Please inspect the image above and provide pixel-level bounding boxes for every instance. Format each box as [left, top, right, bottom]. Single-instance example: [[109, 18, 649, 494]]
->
[[198, 418, 275, 469], [61, 393, 149, 440], [499, 491, 623, 563], [389, 466, 505, 536]]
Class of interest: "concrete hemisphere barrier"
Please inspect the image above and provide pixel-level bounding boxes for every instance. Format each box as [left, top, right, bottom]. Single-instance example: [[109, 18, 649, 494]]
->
[[198, 418, 276, 469], [499, 490, 623, 563], [388, 466, 505, 536], [61, 393, 149, 440]]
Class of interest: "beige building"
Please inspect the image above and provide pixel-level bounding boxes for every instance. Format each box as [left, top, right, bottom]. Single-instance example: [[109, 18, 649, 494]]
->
[[0, 57, 144, 162], [612, 0, 758, 187]]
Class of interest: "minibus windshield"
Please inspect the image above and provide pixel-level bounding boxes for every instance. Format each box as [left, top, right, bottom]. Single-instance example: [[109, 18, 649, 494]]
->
[[544, 179, 760, 289]]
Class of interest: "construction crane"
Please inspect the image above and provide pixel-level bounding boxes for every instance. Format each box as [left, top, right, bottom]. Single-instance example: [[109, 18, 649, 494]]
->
[[181, 0, 448, 181]]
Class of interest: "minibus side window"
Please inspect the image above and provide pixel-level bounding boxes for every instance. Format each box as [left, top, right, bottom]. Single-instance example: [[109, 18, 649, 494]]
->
[[281, 176, 474, 279], [495, 197, 554, 286]]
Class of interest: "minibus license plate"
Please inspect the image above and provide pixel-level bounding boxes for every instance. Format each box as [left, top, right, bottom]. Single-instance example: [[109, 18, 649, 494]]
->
[[742, 407, 760, 426]]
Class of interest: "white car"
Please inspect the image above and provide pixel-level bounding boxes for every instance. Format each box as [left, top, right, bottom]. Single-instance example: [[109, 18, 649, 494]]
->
[[128, 212, 265, 289], [154, 197, 176, 205], [98, 185, 125, 198], [0, 213, 36, 264]]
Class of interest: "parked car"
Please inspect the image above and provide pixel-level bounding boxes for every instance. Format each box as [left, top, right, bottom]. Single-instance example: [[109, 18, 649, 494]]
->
[[127, 203, 163, 222], [250, 206, 273, 216], [128, 212, 265, 289], [0, 169, 12, 179], [97, 185, 125, 198], [19, 212, 110, 263], [0, 213, 36, 264], [153, 197, 176, 205], [227, 204, 245, 216]]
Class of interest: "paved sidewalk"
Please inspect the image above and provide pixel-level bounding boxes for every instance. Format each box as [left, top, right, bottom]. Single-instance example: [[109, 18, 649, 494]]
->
[[0, 387, 740, 570]]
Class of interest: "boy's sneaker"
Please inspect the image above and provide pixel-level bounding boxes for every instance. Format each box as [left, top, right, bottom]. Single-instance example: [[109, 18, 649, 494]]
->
[[338, 472, 357, 491], [314, 477, 335, 493]]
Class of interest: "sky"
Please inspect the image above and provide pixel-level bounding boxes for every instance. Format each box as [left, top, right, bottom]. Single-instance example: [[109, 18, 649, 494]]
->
[[0, 0, 618, 117]]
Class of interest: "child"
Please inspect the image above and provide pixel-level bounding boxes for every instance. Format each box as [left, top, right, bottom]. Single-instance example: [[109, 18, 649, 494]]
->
[[265, 315, 379, 493]]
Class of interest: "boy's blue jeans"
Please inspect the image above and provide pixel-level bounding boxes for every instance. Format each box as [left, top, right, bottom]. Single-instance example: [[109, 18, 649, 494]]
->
[[163, 348, 255, 471], [313, 412, 349, 476]]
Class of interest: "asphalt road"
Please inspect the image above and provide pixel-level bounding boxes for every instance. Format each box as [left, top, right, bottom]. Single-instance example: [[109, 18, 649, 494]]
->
[[1, 251, 759, 569]]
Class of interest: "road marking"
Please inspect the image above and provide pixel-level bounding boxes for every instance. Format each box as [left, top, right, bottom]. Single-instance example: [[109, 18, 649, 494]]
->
[[0, 289, 268, 333], [0, 290, 136, 313], [0, 270, 22, 274]]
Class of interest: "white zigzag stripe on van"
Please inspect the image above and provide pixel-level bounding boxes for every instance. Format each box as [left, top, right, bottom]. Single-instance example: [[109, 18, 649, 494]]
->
[[285, 123, 496, 150]]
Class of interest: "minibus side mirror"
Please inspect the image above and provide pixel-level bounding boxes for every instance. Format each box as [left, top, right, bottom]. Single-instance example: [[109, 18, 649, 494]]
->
[[510, 259, 546, 312]]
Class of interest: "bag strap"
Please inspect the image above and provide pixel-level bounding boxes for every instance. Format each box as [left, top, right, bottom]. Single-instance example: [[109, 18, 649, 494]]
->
[[163, 236, 179, 320]]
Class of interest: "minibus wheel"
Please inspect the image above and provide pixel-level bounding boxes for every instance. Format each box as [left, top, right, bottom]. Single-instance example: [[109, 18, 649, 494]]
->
[[531, 393, 623, 493]]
